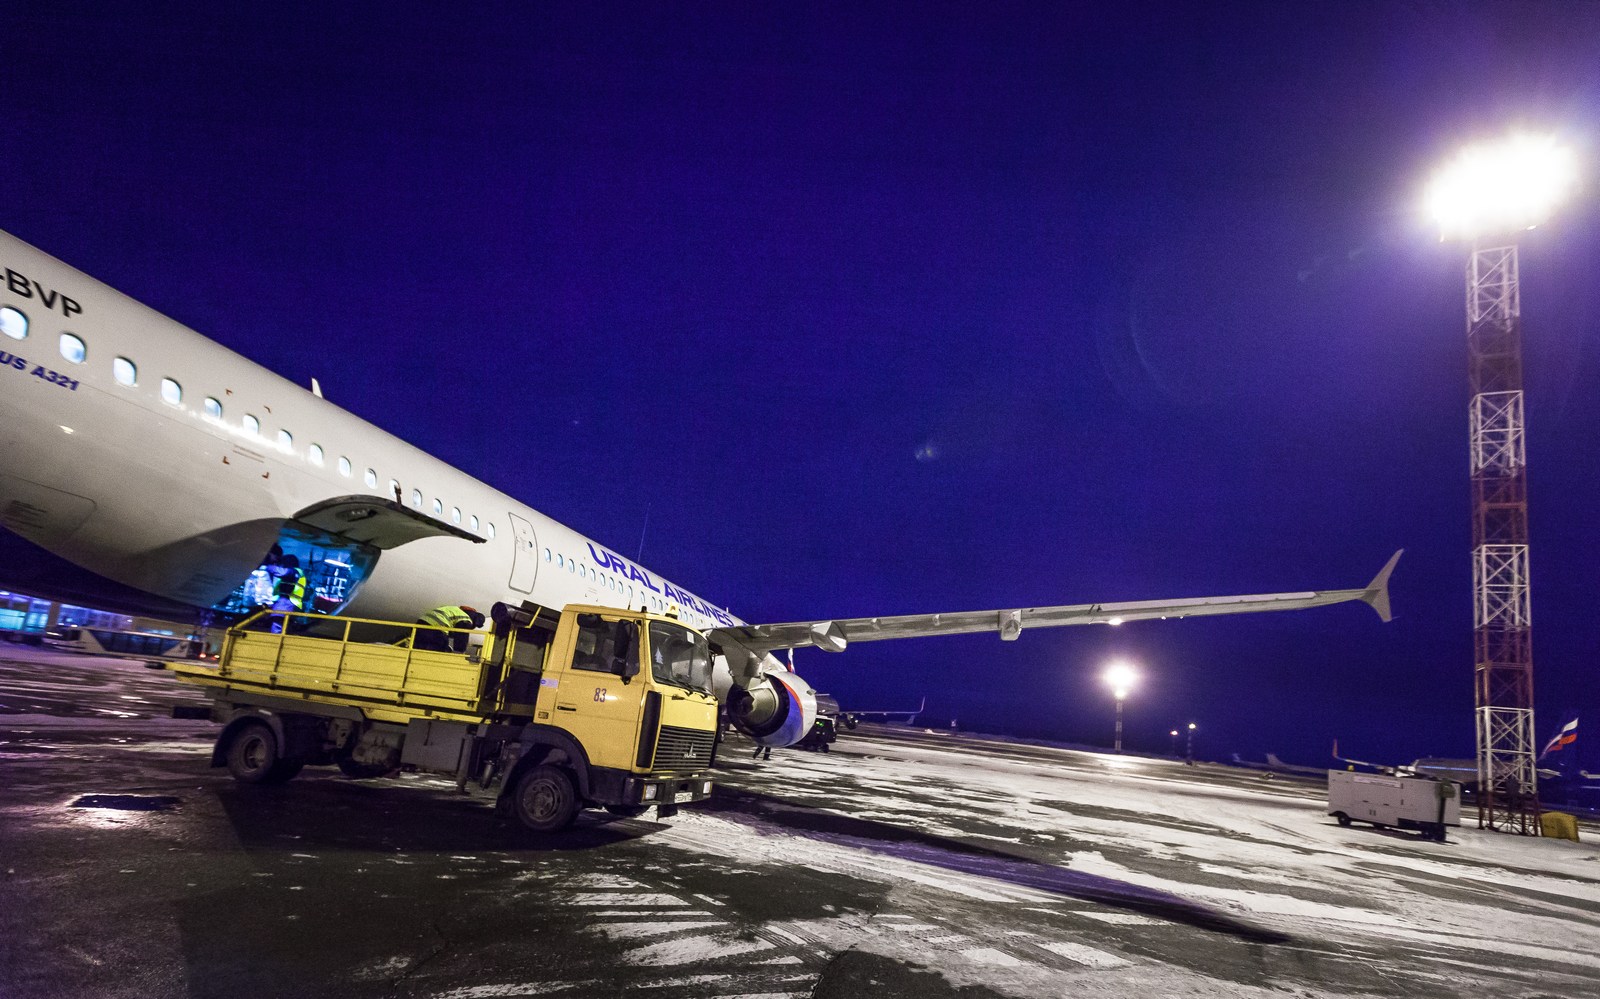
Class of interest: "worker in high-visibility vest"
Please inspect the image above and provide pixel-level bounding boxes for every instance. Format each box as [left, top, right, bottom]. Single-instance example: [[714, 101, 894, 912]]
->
[[407, 605, 484, 653], [267, 553, 307, 633]]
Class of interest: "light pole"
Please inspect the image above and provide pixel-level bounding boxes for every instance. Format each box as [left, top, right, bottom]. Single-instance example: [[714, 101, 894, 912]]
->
[[1169, 729, 1179, 756], [1185, 722, 1196, 765], [1426, 132, 1578, 834], [1102, 662, 1137, 752]]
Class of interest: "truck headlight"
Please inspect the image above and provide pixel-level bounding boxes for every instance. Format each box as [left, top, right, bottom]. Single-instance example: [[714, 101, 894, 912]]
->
[[642, 784, 658, 801], [701, 781, 712, 795]]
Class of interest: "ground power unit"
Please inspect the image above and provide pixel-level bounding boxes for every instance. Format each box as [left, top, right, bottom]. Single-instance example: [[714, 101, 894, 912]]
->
[[1327, 770, 1461, 841]]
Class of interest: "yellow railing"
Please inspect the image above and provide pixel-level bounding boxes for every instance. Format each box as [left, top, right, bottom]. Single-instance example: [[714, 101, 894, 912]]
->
[[200, 609, 493, 720]]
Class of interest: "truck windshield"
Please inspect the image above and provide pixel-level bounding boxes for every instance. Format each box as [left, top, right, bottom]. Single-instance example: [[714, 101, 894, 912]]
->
[[648, 621, 712, 694]]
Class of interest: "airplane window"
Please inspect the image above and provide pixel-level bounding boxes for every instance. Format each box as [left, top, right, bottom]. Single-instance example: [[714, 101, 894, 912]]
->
[[243, 414, 260, 436], [487, 522, 495, 539], [59, 333, 86, 364], [112, 357, 136, 386], [470, 515, 479, 532], [204, 397, 222, 419], [365, 468, 377, 488], [276, 429, 292, 451], [569, 561, 576, 574], [388, 478, 400, 499], [0, 306, 25, 340], [432, 498, 443, 516], [557, 554, 564, 568], [451, 506, 461, 524], [338, 456, 351, 477], [160, 378, 182, 406], [410, 489, 422, 509], [308, 444, 324, 466], [543, 548, 551, 562]]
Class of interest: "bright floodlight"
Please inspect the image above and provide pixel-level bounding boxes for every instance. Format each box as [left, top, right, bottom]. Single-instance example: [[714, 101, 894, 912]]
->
[[1103, 662, 1137, 700], [1427, 133, 1578, 240]]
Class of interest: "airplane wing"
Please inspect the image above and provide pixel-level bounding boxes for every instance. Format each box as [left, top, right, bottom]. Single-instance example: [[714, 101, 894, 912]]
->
[[1331, 738, 1400, 776], [711, 550, 1401, 659], [851, 696, 927, 722]]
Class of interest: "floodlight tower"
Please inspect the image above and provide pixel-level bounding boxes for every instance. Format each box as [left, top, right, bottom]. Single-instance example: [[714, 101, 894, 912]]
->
[[1102, 662, 1137, 753], [1427, 133, 1578, 834]]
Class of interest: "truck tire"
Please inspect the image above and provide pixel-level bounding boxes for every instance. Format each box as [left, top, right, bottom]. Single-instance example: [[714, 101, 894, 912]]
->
[[1334, 812, 1351, 827], [226, 723, 299, 785], [511, 765, 580, 833]]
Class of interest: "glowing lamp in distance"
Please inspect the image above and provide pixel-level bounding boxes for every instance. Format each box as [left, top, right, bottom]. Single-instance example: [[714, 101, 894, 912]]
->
[[1102, 662, 1137, 701]]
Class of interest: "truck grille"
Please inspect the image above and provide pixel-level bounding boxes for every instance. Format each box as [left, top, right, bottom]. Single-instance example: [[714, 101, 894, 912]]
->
[[652, 725, 714, 771]]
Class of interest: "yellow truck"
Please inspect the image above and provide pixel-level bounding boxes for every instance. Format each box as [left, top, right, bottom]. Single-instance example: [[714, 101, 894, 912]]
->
[[169, 601, 720, 832]]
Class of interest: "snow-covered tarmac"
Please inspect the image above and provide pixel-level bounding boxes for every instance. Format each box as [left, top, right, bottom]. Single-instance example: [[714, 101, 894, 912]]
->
[[705, 728, 1600, 996], [3, 646, 1597, 998]]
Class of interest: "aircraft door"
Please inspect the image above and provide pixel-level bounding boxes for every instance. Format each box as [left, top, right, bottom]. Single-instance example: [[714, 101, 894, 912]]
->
[[507, 513, 538, 593]]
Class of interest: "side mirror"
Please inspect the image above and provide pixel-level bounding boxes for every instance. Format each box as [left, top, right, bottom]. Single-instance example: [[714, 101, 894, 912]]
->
[[614, 620, 640, 681]]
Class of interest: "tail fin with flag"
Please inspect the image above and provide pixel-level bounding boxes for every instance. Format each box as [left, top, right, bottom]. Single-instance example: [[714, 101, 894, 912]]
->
[[1539, 716, 1578, 760]]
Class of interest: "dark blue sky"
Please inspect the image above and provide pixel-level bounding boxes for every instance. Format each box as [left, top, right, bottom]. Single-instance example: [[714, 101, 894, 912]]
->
[[5, 2, 1599, 766]]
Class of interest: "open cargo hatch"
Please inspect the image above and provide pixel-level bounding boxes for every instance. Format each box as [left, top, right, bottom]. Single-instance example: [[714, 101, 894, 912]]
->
[[292, 496, 487, 550]]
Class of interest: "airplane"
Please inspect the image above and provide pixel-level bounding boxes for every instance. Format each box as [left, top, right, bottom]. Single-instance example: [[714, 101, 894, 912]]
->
[[849, 696, 929, 725], [0, 227, 1401, 750], [1229, 752, 1326, 778], [1333, 741, 1492, 788]]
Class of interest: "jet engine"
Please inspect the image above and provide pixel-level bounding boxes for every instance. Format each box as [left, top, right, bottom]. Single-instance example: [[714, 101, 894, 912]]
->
[[720, 661, 818, 748]]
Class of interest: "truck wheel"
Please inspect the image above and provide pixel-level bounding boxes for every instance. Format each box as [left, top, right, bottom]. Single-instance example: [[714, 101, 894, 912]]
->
[[512, 765, 579, 833], [1334, 812, 1351, 827], [226, 723, 297, 785], [604, 804, 648, 818], [820, 742, 831, 753]]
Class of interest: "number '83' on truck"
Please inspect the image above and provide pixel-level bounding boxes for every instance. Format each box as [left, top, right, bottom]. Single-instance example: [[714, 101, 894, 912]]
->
[[167, 601, 721, 832]]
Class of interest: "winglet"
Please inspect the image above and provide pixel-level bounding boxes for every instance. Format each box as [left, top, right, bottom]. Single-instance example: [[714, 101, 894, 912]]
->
[[1362, 549, 1403, 623]]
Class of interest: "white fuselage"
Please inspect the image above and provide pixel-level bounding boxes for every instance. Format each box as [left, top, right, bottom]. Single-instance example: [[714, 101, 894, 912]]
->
[[0, 228, 759, 689]]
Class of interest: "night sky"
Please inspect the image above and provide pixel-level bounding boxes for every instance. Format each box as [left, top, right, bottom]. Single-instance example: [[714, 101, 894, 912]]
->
[[4, 3, 1599, 768]]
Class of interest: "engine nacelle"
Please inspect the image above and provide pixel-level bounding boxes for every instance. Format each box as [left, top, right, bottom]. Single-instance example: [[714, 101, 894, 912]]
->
[[726, 669, 818, 748]]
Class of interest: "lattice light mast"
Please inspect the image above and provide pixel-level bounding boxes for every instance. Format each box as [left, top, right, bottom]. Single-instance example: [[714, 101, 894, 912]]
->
[[1427, 134, 1578, 833]]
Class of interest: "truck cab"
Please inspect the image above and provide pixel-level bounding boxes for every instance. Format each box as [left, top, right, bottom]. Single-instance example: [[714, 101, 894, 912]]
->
[[494, 604, 720, 829]]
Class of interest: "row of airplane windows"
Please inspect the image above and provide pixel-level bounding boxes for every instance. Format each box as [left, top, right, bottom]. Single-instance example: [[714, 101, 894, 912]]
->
[[4, 305, 716, 622], [541, 547, 707, 621], [0, 305, 497, 541]]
